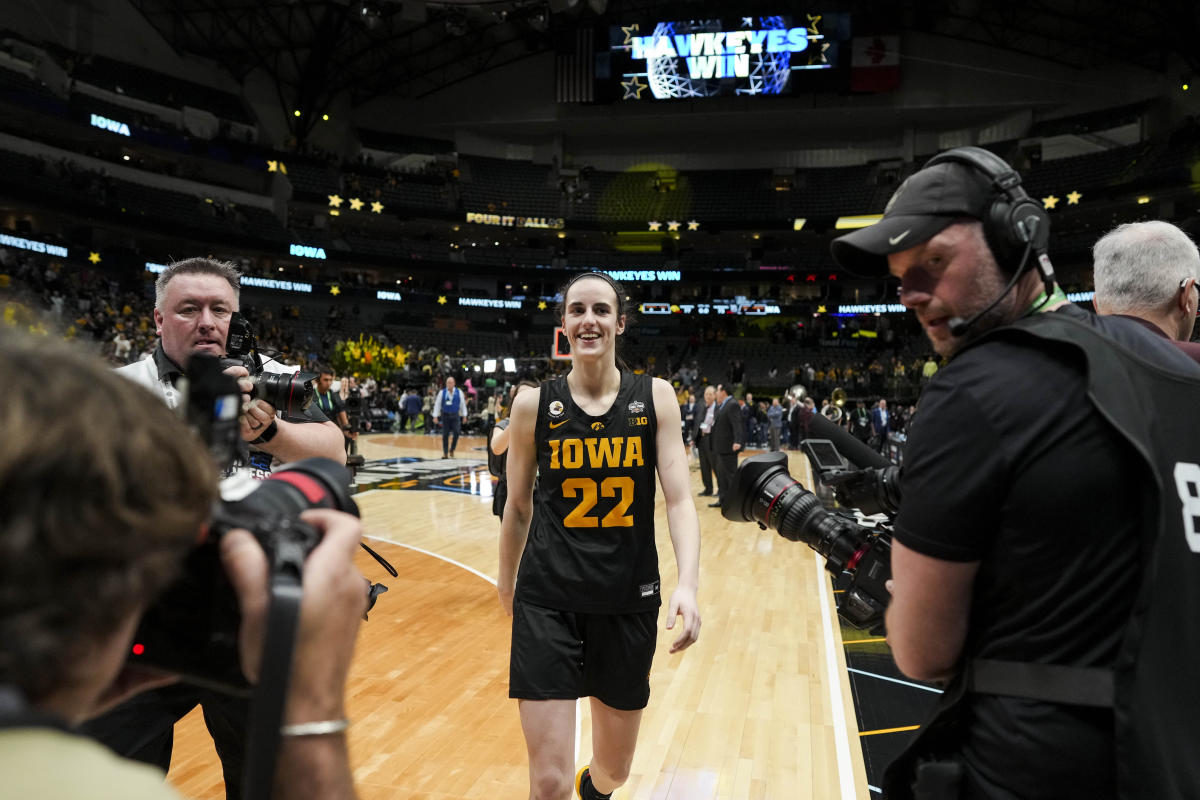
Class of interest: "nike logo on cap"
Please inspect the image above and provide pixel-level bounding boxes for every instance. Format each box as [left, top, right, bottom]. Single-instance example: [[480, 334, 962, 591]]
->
[[888, 230, 911, 246]]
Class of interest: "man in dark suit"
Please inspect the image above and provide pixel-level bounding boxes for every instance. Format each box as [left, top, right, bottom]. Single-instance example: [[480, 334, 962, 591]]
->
[[692, 385, 717, 497], [708, 383, 744, 508]]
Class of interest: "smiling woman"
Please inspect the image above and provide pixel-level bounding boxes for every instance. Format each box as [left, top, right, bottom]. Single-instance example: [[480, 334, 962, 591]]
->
[[497, 270, 702, 800]]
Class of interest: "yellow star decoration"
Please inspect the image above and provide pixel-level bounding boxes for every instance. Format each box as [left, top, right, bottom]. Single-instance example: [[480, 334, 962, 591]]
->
[[817, 305, 827, 313], [648, 220, 662, 231], [537, 300, 547, 310], [328, 194, 343, 208], [622, 75, 648, 100], [1042, 195, 1060, 210], [621, 23, 640, 44], [807, 14, 822, 34], [666, 220, 681, 231], [370, 201, 384, 214], [267, 160, 278, 172], [330, 285, 341, 296], [437, 296, 447, 305], [687, 220, 700, 231], [329, 209, 340, 217], [87, 251, 101, 264], [349, 197, 364, 211], [1066, 191, 1082, 205]]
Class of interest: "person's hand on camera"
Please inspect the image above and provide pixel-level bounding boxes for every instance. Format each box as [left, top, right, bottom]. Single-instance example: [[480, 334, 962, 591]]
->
[[219, 509, 367, 720], [240, 396, 279, 441]]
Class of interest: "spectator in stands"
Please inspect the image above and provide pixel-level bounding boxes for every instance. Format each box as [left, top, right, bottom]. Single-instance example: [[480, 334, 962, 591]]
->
[[921, 355, 939, 383], [0, 330, 364, 800], [1092, 220, 1200, 364]]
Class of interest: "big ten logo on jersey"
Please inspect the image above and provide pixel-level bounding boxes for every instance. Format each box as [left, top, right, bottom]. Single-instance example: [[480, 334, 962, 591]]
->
[[627, 399, 648, 427], [548, 436, 644, 470]]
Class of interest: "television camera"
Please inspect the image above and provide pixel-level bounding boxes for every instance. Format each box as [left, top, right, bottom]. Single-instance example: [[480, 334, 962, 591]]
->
[[723, 420, 900, 632]]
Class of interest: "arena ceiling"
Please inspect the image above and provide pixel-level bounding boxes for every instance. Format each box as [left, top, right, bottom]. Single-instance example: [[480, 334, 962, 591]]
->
[[127, 0, 1198, 138]]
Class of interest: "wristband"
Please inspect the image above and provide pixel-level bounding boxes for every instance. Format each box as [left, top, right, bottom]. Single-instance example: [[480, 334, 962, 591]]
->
[[250, 419, 279, 444], [279, 718, 349, 737]]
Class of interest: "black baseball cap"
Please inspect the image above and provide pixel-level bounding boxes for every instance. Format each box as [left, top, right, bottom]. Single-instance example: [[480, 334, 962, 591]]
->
[[830, 161, 996, 277]]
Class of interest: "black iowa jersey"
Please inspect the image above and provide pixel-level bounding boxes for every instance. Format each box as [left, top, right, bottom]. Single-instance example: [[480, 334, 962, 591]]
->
[[515, 371, 660, 613]]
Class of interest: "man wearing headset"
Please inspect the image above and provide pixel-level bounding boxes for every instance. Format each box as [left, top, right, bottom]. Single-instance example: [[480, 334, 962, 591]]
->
[[831, 149, 1200, 799]]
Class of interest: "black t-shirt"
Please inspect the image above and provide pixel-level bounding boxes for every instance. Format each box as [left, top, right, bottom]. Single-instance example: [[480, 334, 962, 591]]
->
[[896, 305, 1152, 796], [515, 372, 661, 613]]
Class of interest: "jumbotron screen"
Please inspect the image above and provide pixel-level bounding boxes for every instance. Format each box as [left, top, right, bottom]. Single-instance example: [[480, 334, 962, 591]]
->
[[609, 14, 850, 100]]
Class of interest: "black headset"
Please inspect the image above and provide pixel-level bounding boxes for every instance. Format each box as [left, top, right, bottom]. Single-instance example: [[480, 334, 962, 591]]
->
[[923, 146, 1052, 278]]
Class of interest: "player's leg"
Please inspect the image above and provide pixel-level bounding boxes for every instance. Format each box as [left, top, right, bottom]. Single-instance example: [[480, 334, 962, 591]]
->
[[520, 699, 578, 800]]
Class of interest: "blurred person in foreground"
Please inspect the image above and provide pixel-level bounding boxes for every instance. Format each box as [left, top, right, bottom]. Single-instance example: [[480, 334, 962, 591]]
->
[[0, 330, 365, 799], [832, 147, 1200, 799]]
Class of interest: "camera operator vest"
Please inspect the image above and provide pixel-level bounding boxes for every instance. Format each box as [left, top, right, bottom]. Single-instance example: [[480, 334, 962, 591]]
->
[[886, 309, 1200, 799]]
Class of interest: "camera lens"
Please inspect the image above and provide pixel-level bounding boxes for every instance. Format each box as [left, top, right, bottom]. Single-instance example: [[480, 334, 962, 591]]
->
[[730, 452, 865, 570], [253, 372, 315, 416]]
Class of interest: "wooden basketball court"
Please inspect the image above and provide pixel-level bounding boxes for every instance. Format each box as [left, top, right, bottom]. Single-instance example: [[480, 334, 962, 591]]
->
[[166, 432, 871, 799]]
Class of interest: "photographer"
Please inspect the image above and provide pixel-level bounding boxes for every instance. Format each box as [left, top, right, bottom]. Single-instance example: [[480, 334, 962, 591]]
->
[[0, 331, 364, 799], [83, 257, 345, 797], [314, 368, 356, 453], [830, 148, 1200, 798]]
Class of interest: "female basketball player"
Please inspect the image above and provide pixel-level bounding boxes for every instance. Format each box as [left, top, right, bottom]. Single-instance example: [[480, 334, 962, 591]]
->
[[488, 379, 538, 520], [498, 272, 702, 800]]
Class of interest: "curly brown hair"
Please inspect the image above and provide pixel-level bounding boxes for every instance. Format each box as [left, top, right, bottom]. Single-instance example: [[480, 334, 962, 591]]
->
[[0, 331, 217, 702]]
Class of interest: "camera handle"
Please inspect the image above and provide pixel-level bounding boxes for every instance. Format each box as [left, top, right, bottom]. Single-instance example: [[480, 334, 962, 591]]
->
[[242, 523, 309, 800]]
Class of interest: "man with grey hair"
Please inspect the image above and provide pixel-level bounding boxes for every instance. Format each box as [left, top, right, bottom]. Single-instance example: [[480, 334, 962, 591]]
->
[[1092, 220, 1200, 362], [82, 256, 344, 799]]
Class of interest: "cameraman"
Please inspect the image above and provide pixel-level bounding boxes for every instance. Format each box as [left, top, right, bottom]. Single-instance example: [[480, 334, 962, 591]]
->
[[0, 330, 364, 799], [119, 258, 344, 469], [83, 257, 344, 797], [831, 148, 1200, 798]]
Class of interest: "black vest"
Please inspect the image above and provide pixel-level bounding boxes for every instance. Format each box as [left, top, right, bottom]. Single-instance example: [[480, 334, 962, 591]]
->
[[886, 309, 1200, 799]]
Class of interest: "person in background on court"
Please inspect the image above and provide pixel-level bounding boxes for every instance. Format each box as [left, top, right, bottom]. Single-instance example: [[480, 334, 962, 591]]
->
[[433, 375, 467, 458], [498, 272, 701, 800], [831, 146, 1200, 799], [766, 396, 784, 452], [870, 398, 890, 455], [0, 330, 365, 800], [1091, 220, 1200, 364], [708, 383, 743, 508], [692, 385, 717, 497], [315, 367, 357, 454], [82, 257, 344, 799], [487, 379, 539, 520]]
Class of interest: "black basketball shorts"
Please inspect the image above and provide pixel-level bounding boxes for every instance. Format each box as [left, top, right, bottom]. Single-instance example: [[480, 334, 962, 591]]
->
[[509, 598, 659, 711]]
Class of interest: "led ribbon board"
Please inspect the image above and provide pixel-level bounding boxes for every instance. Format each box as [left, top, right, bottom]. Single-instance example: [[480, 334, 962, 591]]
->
[[612, 14, 846, 100]]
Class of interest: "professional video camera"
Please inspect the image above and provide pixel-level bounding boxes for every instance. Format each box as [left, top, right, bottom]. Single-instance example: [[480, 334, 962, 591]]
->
[[222, 311, 316, 418], [130, 355, 391, 694], [343, 384, 364, 433], [723, 416, 900, 631]]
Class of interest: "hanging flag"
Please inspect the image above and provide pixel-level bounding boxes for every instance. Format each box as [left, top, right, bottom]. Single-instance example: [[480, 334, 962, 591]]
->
[[850, 35, 900, 93]]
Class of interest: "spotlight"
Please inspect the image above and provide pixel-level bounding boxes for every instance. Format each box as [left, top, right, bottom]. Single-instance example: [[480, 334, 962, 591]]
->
[[484, 359, 497, 373], [503, 357, 517, 373]]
